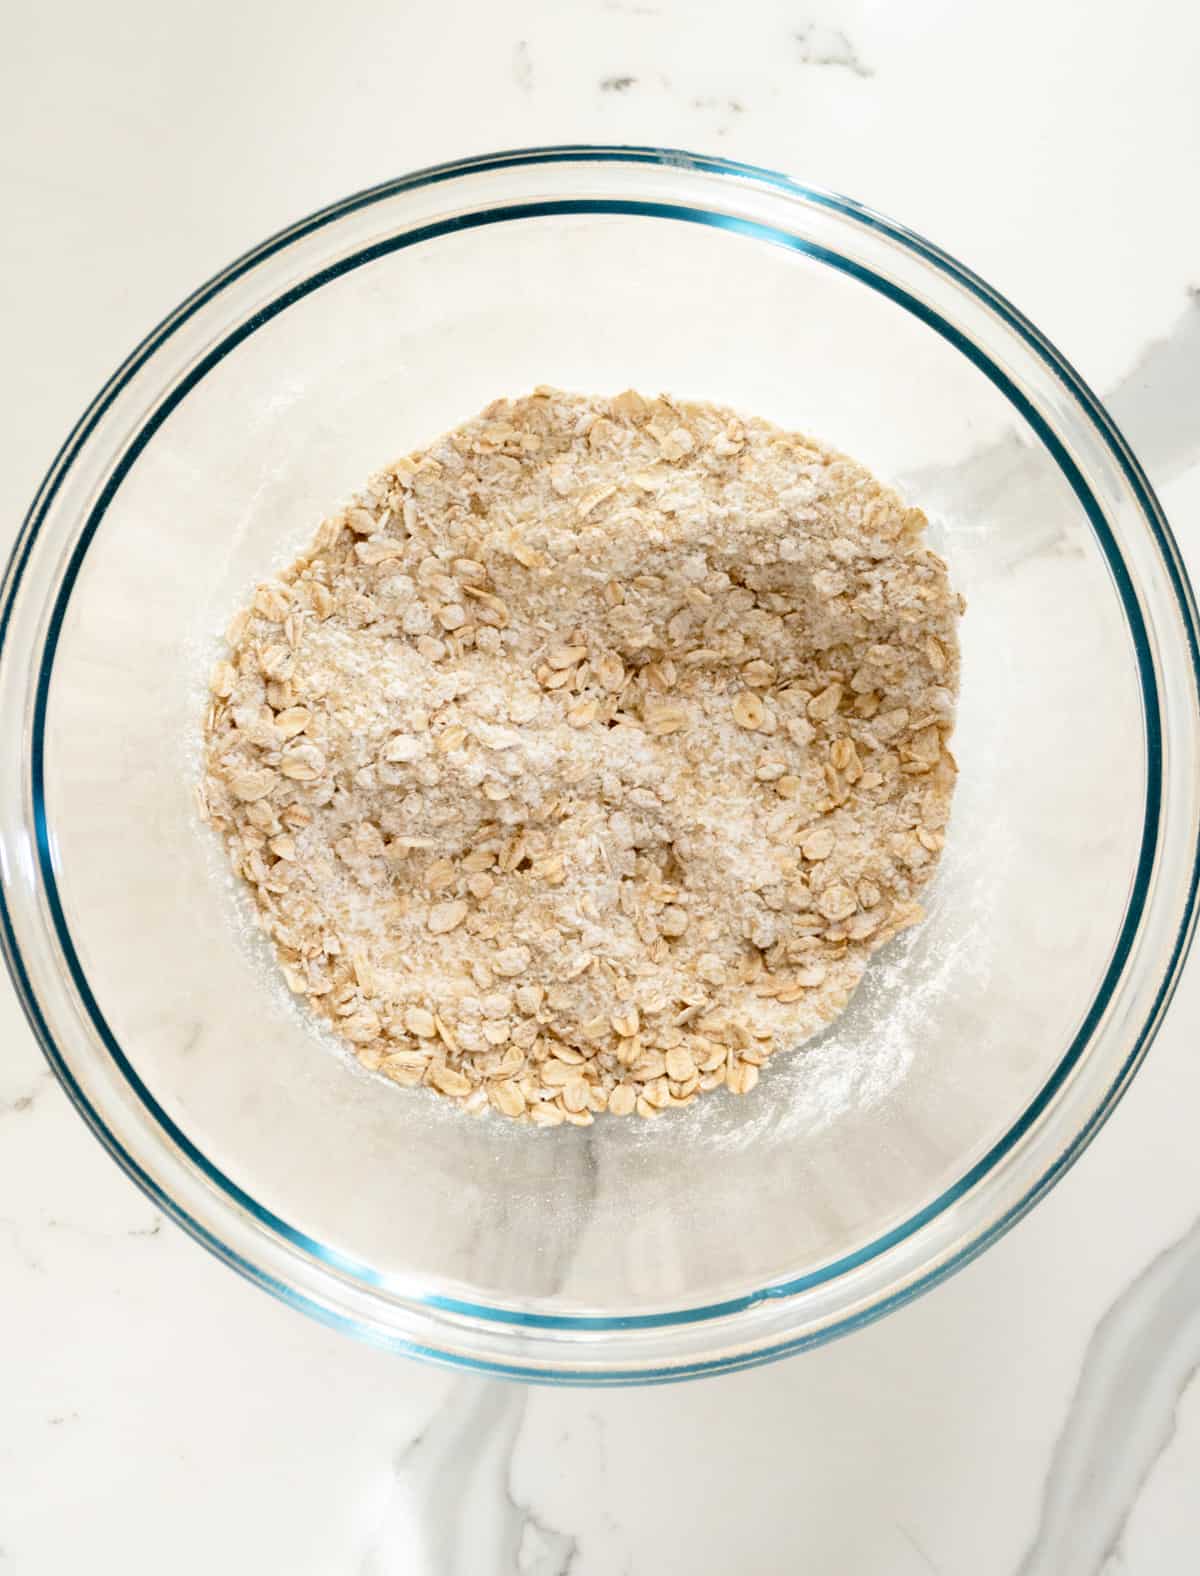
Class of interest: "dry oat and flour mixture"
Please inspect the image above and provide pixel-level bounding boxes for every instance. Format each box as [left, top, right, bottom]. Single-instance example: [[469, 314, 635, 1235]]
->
[[199, 390, 962, 1125]]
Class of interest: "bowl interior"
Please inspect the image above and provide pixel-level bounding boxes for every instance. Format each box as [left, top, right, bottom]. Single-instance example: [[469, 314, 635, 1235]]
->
[[37, 202, 1146, 1314]]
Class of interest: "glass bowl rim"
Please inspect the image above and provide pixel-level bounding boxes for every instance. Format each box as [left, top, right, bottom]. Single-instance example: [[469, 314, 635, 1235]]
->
[[2, 143, 1198, 1381]]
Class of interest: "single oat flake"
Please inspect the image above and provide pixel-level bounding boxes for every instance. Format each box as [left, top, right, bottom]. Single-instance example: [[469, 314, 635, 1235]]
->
[[200, 389, 962, 1125]]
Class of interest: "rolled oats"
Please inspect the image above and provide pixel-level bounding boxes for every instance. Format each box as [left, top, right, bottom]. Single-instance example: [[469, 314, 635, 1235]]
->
[[201, 390, 961, 1123]]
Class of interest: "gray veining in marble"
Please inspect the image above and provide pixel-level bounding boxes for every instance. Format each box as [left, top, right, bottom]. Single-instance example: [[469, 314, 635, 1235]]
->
[[1105, 289, 1200, 484], [793, 21, 874, 78], [1018, 1214, 1200, 1574], [512, 41, 534, 96], [0, 1068, 53, 1119], [362, 1382, 578, 1576]]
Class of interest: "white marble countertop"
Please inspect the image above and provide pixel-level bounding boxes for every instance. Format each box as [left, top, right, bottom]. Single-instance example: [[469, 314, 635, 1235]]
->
[[3, 1, 1200, 1570]]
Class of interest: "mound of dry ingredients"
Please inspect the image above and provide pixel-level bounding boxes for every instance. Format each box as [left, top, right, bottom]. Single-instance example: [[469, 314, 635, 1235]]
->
[[199, 389, 962, 1125]]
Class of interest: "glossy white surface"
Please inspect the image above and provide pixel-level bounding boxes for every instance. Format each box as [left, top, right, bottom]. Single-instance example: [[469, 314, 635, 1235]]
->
[[3, 0, 1199, 1568]]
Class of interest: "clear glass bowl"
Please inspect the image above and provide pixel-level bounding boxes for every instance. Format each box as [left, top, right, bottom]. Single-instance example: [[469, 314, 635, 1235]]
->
[[2, 147, 1198, 1384]]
